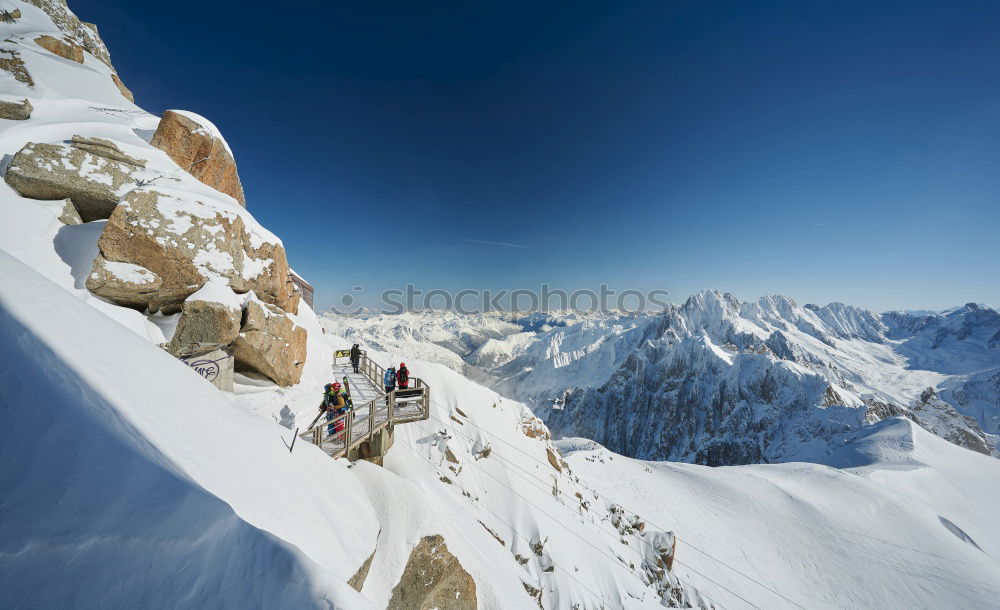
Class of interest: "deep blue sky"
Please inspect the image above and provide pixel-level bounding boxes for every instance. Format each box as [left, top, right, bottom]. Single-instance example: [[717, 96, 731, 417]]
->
[[74, 1, 1000, 312]]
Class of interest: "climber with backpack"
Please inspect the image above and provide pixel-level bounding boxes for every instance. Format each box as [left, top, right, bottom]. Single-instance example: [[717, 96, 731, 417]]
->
[[383, 366, 396, 406], [319, 381, 347, 436], [397, 362, 410, 389]]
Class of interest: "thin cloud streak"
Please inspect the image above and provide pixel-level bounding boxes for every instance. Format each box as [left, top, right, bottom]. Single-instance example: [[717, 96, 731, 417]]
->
[[465, 239, 532, 249], [813, 220, 834, 228]]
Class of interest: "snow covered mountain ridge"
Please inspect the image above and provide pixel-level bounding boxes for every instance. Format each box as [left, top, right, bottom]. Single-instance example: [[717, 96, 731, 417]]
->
[[323, 291, 1000, 463]]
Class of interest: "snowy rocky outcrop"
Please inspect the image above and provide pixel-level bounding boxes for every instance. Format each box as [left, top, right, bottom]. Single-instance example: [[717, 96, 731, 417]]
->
[[5, 137, 147, 221], [0, 0, 303, 386], [91, 187, 297, 314], [165, 280, 243, 357], [150, 109, 247, 206], [908, 388, 996, 456], [0, 95, 31, 119], [232, 296, 307, 387], [386, 534, 477, 610]]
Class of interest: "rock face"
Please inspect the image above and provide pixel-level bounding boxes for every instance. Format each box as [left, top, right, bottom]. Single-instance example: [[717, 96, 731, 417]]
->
[[0, 98, 32, 120], [94, 188, 296, 315], [23, 0, 114, 68], [348, 550, 375, 592], [386, 535, 477, 610], [96, 189, 240, 313], [910, 388, 997, 456], [85, 257, 162, 309], [4, 138, 146, 221], [34, 34, 83, 63], [166, 289, 242, 357], [151, 110, 246, 206], [111, 72, 133, 102], [231, 299, 307, 387]]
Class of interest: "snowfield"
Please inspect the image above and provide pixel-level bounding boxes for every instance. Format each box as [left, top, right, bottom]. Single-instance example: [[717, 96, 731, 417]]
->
[[558, 418, 1000, 609]]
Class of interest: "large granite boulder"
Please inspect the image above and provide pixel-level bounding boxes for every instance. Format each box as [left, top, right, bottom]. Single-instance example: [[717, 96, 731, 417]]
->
[[85, 256, 161, 309], [96, 188, 243, 313], [166, 281, 243, 357], [93, 188, 295, 315], [233, 227, 300, 314], [387, 535, 477, 610], [151, 110, 246, 206], [4, 137, 146, 221], [231, 298, 306, 387]]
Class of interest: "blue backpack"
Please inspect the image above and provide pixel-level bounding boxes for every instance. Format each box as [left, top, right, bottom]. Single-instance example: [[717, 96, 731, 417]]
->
[[383, 368, 396, 387]]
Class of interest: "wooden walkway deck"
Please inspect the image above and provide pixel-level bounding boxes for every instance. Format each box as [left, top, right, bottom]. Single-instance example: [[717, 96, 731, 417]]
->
[[302, 350, 429, 459]]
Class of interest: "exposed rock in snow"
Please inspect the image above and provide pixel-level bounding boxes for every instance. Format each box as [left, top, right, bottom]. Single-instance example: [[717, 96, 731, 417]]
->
[[232, 297, 307, 386], [70, 134, 146, 166], [166, 280, 243, 357], [909, 387, 996, 456], [0, 96, 31, 119], [151, 109, 246, 206], [94, 186, 295, 315], [33, 33, 83, 63], [0, 45, 33, 86], [5, 139, 145, 221], [22, 0, 113, 67], [85, 255, 162, 309], [386, 534, 477, 610]]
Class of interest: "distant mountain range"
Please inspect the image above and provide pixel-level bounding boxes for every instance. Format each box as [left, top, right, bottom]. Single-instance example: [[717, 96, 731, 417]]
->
[[323, 293, 1000, 464]]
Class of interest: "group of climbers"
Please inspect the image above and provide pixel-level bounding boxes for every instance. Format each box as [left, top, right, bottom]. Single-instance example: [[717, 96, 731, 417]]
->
[[319, 376, 354, 435], [383, 362, 409, 393], [318, 349, 412, 437]]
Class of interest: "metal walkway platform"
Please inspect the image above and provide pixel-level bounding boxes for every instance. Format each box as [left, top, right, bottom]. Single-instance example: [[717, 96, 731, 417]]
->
[[302, 350, 429, 460]]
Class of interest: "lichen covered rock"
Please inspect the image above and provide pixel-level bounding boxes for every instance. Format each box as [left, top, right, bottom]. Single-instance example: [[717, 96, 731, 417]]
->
[[4, 139, 145, 221], [96, 189, 243, 313], [93, 188, 295, 315]]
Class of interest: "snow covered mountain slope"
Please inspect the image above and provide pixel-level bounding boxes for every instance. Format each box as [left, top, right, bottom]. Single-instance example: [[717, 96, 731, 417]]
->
[[316, 344, 711, 609], [0, 249, 710, 608], [557, 416, 1000, 610], [317, 326, 1000, 609], [323, 292, 1000, 464], [0, 250, 377, 609]]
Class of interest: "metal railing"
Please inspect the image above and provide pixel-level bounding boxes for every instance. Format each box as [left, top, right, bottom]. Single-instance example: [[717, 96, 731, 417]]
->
[[304, 350, 429, 459]]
